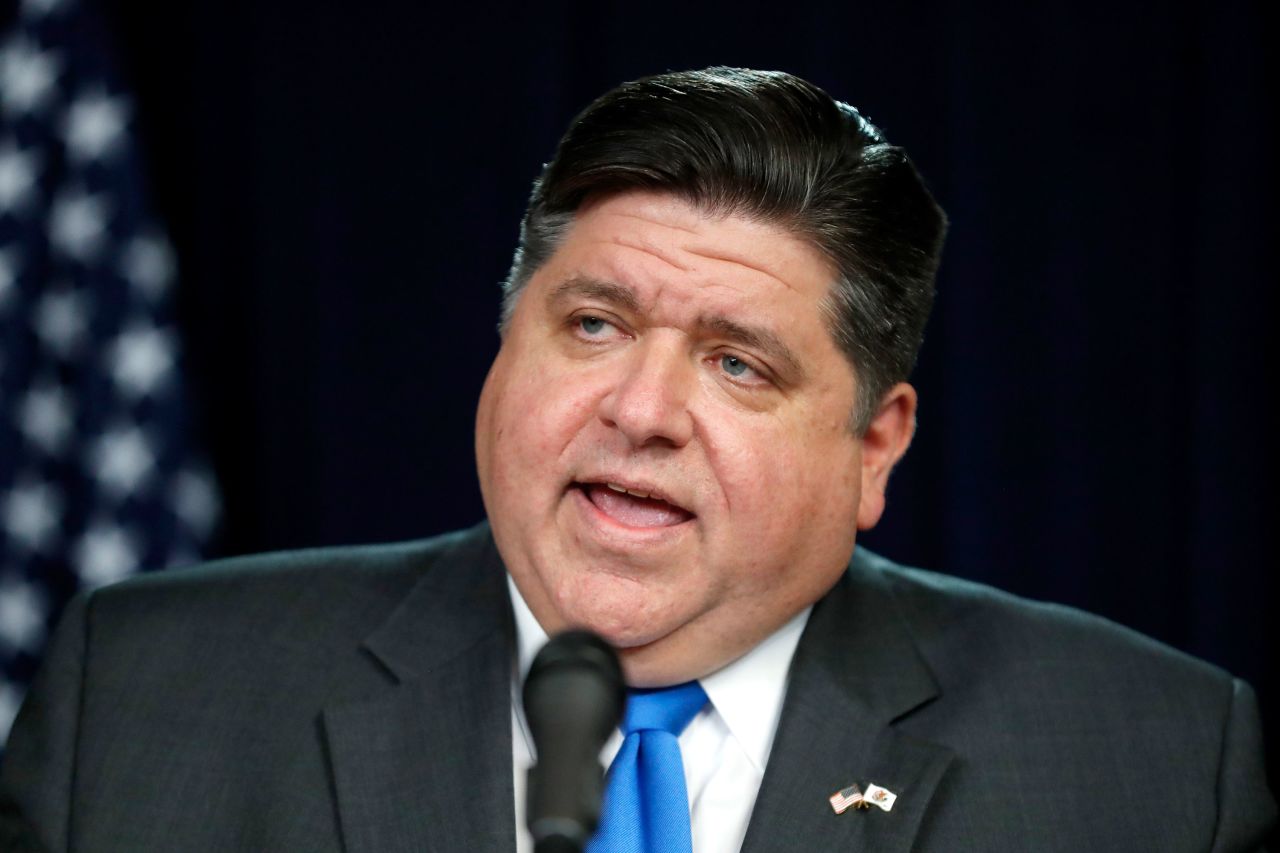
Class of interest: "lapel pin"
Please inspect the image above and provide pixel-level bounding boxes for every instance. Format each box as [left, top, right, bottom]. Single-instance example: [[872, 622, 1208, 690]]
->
[[864, 783, 898, 812], [828, 783, 866, 814]]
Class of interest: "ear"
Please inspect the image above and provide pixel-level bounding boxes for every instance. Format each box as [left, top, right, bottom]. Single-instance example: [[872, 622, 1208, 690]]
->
[[855, 382, 918, 530]]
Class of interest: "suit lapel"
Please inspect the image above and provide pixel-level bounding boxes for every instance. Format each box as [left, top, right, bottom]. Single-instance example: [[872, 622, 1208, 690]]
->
[[323, 527, 516, 853], [741, 550, 955, 853]]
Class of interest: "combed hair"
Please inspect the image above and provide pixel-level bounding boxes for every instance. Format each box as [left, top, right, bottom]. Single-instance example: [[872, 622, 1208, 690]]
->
[[501, 67, 947, 433]]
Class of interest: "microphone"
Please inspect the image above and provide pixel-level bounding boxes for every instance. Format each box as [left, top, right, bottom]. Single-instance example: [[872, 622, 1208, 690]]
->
[[522, 629, 626, 853]]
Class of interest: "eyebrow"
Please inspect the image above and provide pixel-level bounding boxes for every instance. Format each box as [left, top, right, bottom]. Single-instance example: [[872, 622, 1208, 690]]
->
[[547, 276, 641, 314], [547, 275, 807, 383], [699, 314, 806, 383]]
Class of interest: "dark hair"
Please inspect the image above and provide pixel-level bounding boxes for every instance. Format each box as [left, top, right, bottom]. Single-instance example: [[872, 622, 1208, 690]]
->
[[501, 67, 946, 433]]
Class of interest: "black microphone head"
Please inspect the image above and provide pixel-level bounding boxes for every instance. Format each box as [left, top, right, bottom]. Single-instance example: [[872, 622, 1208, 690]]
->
[[522, 630, 626, 853]]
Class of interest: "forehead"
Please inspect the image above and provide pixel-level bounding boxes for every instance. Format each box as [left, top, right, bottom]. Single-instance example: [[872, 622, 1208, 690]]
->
[[538, 191, 835, 321]]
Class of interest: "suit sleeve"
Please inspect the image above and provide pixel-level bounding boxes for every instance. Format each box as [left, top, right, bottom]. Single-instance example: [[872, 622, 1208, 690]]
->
[[1210, 678, 1277, 852], [0, 592, 91, 853]]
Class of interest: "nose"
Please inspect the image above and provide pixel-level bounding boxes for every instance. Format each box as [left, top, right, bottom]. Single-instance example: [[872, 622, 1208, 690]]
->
[[597, 338, 695, 449]]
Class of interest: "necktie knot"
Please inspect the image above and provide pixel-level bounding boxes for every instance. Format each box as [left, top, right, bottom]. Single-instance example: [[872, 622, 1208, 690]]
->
[[621, 681, 708, 736]]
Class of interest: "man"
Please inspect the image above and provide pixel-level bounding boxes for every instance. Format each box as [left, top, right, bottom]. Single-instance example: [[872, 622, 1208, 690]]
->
[[1, 68, 1275, 852]]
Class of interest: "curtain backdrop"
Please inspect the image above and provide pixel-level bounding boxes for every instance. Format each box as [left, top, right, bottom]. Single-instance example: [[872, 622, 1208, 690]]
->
[[87, 0, 1277, 784]]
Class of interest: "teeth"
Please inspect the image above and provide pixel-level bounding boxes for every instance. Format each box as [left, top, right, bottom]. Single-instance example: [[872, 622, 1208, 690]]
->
[[606, 482, 652, 500]]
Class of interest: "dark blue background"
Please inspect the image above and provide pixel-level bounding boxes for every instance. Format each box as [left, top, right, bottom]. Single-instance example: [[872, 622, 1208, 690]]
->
[[94, 0, 1276, 784]]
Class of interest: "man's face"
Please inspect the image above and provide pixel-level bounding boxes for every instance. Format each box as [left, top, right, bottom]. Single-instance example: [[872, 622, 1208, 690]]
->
[[476, 190, 913, 685]]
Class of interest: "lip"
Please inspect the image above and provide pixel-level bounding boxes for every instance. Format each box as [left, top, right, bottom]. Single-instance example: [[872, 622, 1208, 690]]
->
[[568, 483, 696, 545], [572, 475, 693, 515]]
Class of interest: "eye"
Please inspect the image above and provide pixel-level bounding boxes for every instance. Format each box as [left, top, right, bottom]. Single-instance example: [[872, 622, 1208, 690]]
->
[[579, 316, 609, 336], [717, 353, 773, 389], [720, 354, 751, 377], [568, 313, 627, 344]]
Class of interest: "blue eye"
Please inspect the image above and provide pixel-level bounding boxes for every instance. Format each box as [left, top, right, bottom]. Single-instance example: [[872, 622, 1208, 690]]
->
[[579, 316, 607, 335], [720, 355, 750, 377]]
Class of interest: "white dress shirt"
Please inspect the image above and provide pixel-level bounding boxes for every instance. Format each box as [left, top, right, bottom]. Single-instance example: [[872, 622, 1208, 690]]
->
[[509, 576, 810, 853]]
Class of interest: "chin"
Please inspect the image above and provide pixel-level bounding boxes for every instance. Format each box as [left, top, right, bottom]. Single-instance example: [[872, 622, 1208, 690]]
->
[[564, 603, 666, 651], [555, 577, 679, 651]]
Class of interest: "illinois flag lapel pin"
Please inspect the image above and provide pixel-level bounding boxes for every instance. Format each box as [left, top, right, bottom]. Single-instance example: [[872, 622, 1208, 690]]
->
[[828, 783, 866, 814], [864, 783, 898, 812]]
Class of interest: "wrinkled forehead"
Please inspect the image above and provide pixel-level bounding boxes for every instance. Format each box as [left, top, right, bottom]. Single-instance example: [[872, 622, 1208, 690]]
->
[[543, 193, 831, 312]]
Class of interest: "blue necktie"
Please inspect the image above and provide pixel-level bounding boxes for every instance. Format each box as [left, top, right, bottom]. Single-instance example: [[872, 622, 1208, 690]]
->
[[587, 681, 709, 853]]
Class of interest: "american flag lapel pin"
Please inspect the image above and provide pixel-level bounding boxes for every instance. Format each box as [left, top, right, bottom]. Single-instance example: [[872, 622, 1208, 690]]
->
[[828, 783, 866, 814], [864, 783, 898, 812]]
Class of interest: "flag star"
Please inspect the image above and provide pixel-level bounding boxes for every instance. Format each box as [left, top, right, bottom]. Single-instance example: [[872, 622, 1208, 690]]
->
[[0, 37, 61, 115], [1, 479, 63, 552], [33, 286, 89, 358], [73, 521, 139, 587], [0, 138, 41, 215], [16, 381, 75, 454], [61, 89, 129, 162], [106, 320, 175, 398], [0, 682, 25, 744], [120, 234, 175, 298], [48, 188, 110, 262], [88, 425, 156, 499], [171, 468, 220, 537], [0, 579, 46, 653]]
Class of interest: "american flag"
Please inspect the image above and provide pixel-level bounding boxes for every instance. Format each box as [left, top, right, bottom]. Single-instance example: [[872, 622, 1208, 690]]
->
[[0, 0, 219, 743], [828, 783, 865, 814]]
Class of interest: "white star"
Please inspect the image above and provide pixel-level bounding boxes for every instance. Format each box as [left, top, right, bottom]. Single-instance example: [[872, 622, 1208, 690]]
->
[[0, 248, 16, 311], [120, 234, 175, 298], [1, 478, 63, 552], [171, 468, 220, 538], [106, 320, 175, 398], [61, 89, 129, 162], [48, 188, 110, 262], [73, 521, 139, 588], [0, 37, 61, 115], [32, 285, 89, 358], [16, 381, 74, 455], [0, 138, 40, 215], [0, 578, 46, 653], [88, 424, 155, 499], [0, 682, 26, 744]]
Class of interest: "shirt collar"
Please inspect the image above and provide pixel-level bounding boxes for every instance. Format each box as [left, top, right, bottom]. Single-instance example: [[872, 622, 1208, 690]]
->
[[698, 604, 809, 772], [510, 574, 549, 683], [507, 574, 811, 772]]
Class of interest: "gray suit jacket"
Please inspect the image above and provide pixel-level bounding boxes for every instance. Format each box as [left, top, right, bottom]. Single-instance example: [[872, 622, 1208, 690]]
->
[[1, 523, 1275, 851]]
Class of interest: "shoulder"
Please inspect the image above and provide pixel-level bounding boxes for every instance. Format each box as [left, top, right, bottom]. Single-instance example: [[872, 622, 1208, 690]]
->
[[74, 522, 497, 666], [93, 522, 491, 600], [850, 548, 1237, 720], [842, 550, 1277, 847]]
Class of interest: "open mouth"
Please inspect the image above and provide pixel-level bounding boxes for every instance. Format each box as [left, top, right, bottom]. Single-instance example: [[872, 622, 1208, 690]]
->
[[575, 481, 695, 528]]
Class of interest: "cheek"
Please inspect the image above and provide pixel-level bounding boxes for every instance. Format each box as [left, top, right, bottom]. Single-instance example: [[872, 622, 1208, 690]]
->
[[709, 421, 861, 570], [481, 356, 601, 495]]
